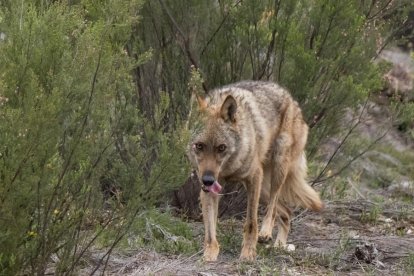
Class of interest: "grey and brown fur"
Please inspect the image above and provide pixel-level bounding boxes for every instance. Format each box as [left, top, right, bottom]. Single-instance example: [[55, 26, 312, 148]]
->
[[187, 81, 323, 261]]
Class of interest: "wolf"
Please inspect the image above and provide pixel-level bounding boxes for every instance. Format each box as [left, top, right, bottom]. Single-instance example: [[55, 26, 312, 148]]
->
[[187, 81, 323, 261]]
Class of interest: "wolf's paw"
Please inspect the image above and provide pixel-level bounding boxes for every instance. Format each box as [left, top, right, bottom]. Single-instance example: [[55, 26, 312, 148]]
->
[[239, 247, 256, 262], [203, 243, 219, 262], [258, 234, 272, 244]]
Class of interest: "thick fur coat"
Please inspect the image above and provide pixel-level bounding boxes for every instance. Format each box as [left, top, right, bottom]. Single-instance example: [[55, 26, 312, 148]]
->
[[188, 81, 323, 261]]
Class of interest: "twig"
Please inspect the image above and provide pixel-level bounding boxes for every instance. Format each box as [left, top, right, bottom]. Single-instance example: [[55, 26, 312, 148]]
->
[[67, 214, 117, 273], [150, 249, 203, 274], [89, 211, 146, 276], [37, 46, 104, 267], [257, 0, 281, 80], [372, 21, 410, 61], [312, 126, 390, 186], [366, 0, 393, 20], [347, 177, 366, 200], [19, 0, 24, 31], [311, 95, 370, 186], [291, 238, 364, 243], [200, 0, 242, 56], [158, 0, 207, 92], [292, 209, 308, 223]]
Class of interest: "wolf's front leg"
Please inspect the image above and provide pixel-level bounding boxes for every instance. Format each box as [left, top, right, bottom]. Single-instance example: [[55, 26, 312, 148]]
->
[[240, 168, 263, 261], [200, 190, 220, 261]]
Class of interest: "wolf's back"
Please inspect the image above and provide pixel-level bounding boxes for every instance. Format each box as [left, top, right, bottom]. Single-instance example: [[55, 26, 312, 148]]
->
[[209, 81, 292, 130]]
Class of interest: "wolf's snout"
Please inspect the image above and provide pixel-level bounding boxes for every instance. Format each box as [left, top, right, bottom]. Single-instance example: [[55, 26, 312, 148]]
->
[[202, 171, 215, 186]]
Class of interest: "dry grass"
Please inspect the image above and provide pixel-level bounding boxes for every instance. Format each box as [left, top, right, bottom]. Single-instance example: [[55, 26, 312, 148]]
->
[[70, 197, 414, 275]]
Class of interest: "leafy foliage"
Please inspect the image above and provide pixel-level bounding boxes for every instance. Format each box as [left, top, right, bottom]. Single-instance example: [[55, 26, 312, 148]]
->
[[0, 1, 188, 274], [0, 0, 413, 274]]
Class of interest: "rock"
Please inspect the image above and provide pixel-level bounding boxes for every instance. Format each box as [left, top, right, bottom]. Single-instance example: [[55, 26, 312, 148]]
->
[[354, 242, 380, 264], [286, 244, 296, 252], [388, 180, 414, 197]]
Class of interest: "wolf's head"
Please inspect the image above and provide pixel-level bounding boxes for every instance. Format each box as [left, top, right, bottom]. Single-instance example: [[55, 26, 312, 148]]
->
[[188, 93, 240, 195]]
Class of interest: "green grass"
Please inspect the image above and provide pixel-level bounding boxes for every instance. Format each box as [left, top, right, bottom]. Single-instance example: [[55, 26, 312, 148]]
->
[[359, 204, 383, 225], [399, 253, 414, 274], [97, 208, 200, 255], [218, 218, 241, 256]]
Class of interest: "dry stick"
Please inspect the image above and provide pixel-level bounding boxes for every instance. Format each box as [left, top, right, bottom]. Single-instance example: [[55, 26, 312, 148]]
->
[[92, 146, 167, 274], [67, 214, 118, 275], [68, 140, 116, 272], [291, 238, 364, 243], [364, 0, 377, 18], [19, 0, 24, 31], [257, 29, 276, 80], [90, 145, 181, 275], [200, 0, 242, 57], [150, 249, 204, 274], [1, 143, 35, 205], [316, 9, 337, 58], [372, 21, 410, 61], [366, 0, 393, 20], [312, 127, 391, 186], [276, 10, 293, 82], [310, 95, 370, 186], [257, 0, 280, 80], [347, 177, 367, 200], [158, 0, 207, 93], [88, 211, 145, 276], [35, 47, 103, 273], [87, 149, 161, 275]]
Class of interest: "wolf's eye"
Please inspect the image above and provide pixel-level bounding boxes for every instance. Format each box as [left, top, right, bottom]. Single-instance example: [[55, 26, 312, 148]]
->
[[217, 144, 227, 153], [194, 143, 204, 151]]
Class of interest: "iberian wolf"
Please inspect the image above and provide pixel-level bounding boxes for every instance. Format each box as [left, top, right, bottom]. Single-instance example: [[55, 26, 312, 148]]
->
[[188, 81, 323, 261]]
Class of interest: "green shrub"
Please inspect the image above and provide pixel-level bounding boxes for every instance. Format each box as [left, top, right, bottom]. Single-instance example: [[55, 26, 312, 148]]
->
[[0, 1, 189, 274]]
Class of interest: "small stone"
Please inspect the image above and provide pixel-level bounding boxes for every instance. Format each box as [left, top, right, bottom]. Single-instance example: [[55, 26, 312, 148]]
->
[[286, 244, 295, 252]]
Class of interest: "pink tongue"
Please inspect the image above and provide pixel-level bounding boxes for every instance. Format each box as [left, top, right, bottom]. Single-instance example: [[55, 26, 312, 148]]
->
[[207, 181, 222, 195]]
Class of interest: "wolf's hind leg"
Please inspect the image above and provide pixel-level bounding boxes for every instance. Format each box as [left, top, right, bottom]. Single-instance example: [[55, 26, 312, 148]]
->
[[258, 134, 291, 243], [200, 190, 220, 261], [274, 201, 292, 248]]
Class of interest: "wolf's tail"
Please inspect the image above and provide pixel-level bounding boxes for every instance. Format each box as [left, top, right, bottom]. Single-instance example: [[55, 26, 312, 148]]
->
[[280, 153, 323, 211]]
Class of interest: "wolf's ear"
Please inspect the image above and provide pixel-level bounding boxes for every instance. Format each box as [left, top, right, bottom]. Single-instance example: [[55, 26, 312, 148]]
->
[[196, 94, 207, 110], [220, 95, 237, 123]]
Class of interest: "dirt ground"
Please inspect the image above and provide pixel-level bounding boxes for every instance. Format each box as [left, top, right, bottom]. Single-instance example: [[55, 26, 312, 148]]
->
[[81, 51, 414, 275], [82, 195, 413, 275]]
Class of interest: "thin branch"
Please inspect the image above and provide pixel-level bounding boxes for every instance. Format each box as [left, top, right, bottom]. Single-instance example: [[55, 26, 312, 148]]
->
[[312, 126, 391, 186], [364, 0, 377, 18], [316, 9, 337, 57], [258, 0, 282, 80], [41, 47, 103, 255], [90, 142, 180, 274], [158, 0, 207, 92], [19, 0, 24, 31], [258, 27, 277, 80], [150, 249, 203, 274], [201, 0, 242, 56], [372, 21, 410, 60], [89, 212, 141, 276], [366, 0, 393, 20], [68, 213, 117, 273], [311, 95, 370, 186]]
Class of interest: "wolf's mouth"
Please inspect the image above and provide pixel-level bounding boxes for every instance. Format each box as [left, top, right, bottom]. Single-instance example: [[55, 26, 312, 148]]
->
[[202, 181, 222, 195]]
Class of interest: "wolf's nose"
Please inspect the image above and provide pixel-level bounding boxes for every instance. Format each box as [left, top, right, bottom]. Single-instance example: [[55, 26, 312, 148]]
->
[[202, 172, 215, 186]]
